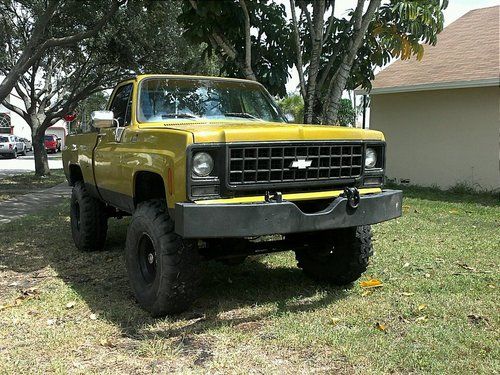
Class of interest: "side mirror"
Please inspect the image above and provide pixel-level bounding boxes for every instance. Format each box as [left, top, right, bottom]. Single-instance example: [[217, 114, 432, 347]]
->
[[91, 110, 115, 128]]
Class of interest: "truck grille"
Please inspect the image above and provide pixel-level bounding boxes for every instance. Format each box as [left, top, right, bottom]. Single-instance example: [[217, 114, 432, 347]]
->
[[228, 143, 363, 186]]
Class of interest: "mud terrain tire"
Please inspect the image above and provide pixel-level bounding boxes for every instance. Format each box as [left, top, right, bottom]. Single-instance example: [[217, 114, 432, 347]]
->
[[295, 226, 373, 285], [125, 199, 201, 317], [70, 181, 108, 251]]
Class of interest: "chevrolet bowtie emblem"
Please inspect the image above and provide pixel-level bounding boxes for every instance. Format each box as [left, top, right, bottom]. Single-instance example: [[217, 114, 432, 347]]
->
[[290, 158, 312, 169]]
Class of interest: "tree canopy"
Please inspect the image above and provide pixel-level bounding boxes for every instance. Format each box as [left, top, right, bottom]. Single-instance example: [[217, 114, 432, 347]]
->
[[179, 0, 448, 124], [179, 0, 294, 97], [0, 0, 216, 175]]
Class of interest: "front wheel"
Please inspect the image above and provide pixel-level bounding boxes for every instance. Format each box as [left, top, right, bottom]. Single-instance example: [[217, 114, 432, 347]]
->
[[125, 200, 202, 317], [294, 225, 373, 285], [70, 181, 108, 251]]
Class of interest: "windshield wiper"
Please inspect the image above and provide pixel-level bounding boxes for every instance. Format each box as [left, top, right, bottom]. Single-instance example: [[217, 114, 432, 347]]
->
[[224, 112, 262, 120], [162, 113, 199, 119]]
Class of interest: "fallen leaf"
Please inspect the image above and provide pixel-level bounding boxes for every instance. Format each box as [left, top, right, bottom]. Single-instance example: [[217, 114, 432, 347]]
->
[[361, 290, 373, 297], [360, 279, 383, 288], [47, 319, 56, 326], [458, 263, 476, 272], [401, 292, 414, 296], [425, 273, 431, 278], [99, 338, 116, 348], [20, 288, 39, 297], [398, 316, 410, 323], [449, 210, 459, 214], [403, 262, 410, 268], [227, 277, 233, 284], [487, 284, 495, 289], [89, 313, 97, 320], [467, 314, 489, 325], [0, 288, 40, 311], [66, 301, 76, 309], [375, 322, 387, 331], [329, 317, 341, 326], [415, 316, 428, 323], [418, 304, 427, 311]]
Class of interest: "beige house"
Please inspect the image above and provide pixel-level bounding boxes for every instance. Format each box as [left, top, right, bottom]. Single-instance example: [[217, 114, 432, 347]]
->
[[358, 6, 499, 191]]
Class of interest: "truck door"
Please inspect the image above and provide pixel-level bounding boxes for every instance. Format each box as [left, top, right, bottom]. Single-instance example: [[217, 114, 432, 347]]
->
[[93, 82, 134, 211]]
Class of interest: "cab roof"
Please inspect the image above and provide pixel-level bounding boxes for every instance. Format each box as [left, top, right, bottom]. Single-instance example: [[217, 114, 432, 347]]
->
[[134, 74, 258, 85]]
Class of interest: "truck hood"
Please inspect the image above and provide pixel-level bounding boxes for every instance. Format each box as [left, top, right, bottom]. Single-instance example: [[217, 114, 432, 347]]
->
[[138, 120, 384, 143]]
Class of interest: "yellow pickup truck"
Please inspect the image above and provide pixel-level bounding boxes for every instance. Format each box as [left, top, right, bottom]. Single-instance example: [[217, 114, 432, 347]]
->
[[63, 74, 402, 316]]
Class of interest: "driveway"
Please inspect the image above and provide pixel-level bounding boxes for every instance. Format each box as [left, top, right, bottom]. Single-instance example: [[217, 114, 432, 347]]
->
[[0, 152, 63, 178]]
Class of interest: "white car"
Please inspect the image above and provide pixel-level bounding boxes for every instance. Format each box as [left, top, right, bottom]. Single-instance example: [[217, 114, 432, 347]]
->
[[20, 137, 33, 152], [0, 135, 27, 158]]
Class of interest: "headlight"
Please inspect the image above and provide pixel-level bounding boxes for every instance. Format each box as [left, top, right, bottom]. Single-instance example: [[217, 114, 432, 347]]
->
[[365, 148, 377, 169], [192, 152, 214, 177]]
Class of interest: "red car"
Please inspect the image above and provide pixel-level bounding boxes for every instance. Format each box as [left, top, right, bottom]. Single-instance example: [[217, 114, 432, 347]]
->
[[44, 134, 61, 153]]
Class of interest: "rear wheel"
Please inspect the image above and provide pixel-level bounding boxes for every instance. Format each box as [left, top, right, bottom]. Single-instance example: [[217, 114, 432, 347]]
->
[[125, 199, 202, 317], [70, 181, 108, 251], [294, 226, 373, 285]]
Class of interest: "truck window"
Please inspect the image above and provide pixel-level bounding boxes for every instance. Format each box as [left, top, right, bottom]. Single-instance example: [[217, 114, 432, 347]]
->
[[109, 83, 133, 127], [138, 78, 286, 123]]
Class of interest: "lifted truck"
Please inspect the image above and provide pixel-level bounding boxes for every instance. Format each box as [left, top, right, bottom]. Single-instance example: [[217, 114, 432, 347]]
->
[[63, 74, 402, 317]]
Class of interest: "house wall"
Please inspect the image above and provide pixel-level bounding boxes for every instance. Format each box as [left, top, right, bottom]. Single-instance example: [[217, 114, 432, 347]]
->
[[0, 95, 32, 139], [370, 86, 499, 190]]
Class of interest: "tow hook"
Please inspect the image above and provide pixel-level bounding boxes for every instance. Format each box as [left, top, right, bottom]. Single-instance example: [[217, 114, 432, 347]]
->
[[343, 187, 360, 209], [265, 191, 283, 203]]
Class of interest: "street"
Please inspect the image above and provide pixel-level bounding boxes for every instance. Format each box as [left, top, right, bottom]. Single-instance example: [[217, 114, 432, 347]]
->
[[0, 152, 63, 178]]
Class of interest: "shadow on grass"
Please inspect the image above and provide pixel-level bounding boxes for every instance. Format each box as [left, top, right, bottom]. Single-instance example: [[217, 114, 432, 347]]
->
[[0, 202, 348, 340], [387, 183, 499, 207]]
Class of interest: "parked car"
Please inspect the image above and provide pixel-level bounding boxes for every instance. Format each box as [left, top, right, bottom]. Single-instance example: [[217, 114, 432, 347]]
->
[[44, 134, 61, 153], [20, 137, 33, 152], [63, 74, 402, 317], [0, 135, 27, 158]]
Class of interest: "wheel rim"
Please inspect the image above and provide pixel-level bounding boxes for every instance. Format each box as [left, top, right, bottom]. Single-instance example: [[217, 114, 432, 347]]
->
[[138, 233, 156, 285]]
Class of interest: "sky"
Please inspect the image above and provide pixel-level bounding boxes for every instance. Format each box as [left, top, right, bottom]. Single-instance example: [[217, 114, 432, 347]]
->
[[285, 0, 500, 93]]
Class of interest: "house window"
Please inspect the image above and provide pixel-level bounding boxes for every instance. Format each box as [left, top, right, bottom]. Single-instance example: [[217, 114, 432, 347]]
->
[[0, 113, 11, 134]]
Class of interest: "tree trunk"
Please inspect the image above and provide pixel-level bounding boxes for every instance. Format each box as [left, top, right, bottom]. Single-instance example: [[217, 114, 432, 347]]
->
[[324, 62, 351, 124], [290, 0, 306, 99], [30, 113, 51, 176], [303, 1, 326, 124], [324, 0, 381, 125], [32, 131, 50, 176]]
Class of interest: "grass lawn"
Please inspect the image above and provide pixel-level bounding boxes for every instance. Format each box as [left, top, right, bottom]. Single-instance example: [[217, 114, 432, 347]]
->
[[0, 187, 498, 374], [0, 169, 66, 201]]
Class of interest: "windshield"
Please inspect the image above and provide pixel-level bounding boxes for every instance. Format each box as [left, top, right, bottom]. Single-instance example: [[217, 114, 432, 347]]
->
[[44, 135, 54, 141], [138, 78, 286, 123], [0, 136, 8, 142]]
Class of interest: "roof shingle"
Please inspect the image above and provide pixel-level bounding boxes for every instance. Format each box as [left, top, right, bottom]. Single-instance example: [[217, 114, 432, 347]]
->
[[365, 6, 500, 94]]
